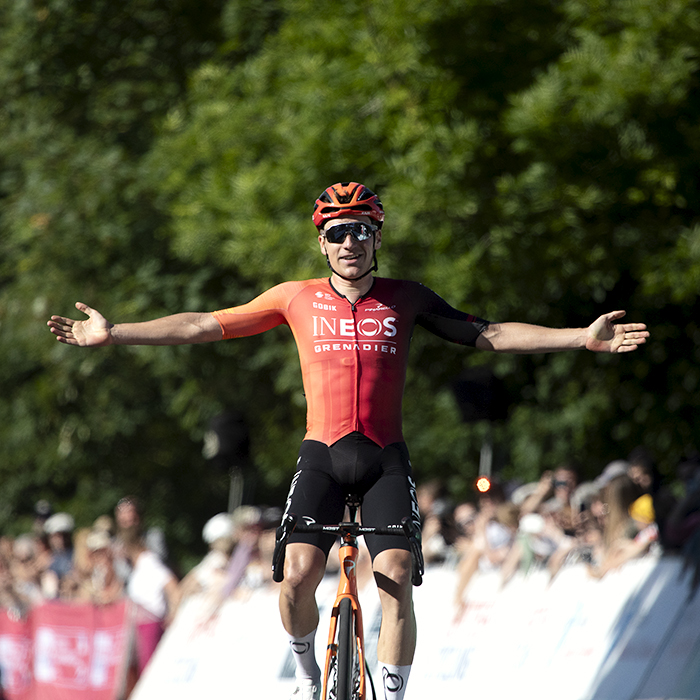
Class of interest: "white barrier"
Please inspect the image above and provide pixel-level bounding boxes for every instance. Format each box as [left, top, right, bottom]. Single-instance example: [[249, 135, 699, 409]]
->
[[131, 554, 700, 700]]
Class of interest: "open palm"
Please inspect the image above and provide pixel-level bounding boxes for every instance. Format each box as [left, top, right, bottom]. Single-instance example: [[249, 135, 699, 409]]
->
[[47, 302, 112, 347], [585, 310, 648, 353]]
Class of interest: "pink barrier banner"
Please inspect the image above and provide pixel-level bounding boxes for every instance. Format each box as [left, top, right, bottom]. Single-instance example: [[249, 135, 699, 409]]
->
[[0, 610, 33, 700], [0, 601, 131, 700]]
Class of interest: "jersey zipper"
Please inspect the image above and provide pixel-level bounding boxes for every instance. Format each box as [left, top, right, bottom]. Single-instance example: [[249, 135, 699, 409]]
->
[[327, 278, 372, 436], [350, 299, 361, 435]]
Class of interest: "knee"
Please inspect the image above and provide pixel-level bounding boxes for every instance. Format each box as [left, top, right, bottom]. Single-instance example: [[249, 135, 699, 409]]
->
[[373, 550, 413, 604], [282, 544, 326, 598]]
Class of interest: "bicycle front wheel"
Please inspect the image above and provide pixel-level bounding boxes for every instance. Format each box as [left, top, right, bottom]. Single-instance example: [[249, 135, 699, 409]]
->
[[336, 597, 358, 700]]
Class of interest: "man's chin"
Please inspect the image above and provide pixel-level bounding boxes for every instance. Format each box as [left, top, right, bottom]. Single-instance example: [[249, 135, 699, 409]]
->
[[338, 266, 368, 280]]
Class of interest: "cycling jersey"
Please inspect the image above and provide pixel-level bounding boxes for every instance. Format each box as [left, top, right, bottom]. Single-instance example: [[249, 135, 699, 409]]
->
[[212, 277, 489, 448]]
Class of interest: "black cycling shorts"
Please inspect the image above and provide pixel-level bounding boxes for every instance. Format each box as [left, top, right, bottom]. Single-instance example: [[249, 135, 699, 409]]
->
[[282, 432, 420, 560]]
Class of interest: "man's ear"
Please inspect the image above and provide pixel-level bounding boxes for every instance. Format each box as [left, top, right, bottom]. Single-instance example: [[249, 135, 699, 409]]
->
[[318, 233, 327, 255], [374, 229, 382, 250]]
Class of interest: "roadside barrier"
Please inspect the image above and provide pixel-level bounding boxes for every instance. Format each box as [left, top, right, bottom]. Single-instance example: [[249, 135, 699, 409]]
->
[[131, 553, 700, 700], [0, 600, 130, 700]]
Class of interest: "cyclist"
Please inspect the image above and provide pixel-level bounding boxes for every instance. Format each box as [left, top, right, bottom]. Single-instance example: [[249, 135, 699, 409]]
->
[[47, 182, 649, 700]]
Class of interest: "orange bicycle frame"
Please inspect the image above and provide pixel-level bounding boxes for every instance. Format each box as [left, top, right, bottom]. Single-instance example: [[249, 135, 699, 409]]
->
[[322, 531, 367, 700], [271, 505, 423, 700]]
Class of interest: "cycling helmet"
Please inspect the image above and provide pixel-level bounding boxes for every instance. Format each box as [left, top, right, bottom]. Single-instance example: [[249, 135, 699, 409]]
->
[[312, 182, 384, 230]]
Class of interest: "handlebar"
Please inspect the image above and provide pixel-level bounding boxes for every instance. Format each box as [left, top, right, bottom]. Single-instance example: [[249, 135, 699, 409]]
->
[[272, 513, 424, 586]]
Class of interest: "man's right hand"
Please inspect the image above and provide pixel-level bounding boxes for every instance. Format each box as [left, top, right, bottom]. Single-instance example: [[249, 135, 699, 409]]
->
[[47, 302, 113, 347]]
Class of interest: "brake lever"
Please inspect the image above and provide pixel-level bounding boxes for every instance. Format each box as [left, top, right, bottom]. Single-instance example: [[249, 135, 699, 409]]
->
[[271, 513, 297, 583]]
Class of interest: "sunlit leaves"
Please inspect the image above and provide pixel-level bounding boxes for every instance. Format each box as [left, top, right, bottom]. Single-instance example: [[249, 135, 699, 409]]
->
[[2, 0, 700, 557]]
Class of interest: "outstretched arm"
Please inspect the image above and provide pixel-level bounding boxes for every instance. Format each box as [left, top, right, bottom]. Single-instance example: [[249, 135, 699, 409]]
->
[[47, 302, 222, 347], [475, 310, 648, 354]]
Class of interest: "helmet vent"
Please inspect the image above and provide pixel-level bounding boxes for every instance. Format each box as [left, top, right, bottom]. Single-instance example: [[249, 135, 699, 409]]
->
[[312, 182, 384, 229], [319, 204, 372, 215], [331, 183, 359, 204]]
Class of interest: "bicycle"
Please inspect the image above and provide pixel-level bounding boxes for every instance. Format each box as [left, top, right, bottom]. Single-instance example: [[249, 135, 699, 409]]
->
[[272, 495, 424, 700]]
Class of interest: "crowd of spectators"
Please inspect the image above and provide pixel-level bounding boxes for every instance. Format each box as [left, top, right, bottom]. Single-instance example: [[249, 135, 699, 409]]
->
[[0, 494, 283, 676], [1, 447, 699, 676], [414, 448, 700, 608], [0, 496, 171, 620]]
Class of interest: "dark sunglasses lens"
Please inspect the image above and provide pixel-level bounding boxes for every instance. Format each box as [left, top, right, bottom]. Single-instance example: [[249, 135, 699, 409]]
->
[[325, 223, 373, 244]]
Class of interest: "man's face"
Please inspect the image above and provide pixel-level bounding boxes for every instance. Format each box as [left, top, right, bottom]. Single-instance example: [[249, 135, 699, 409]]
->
[[553, 468, 577, 503], [628, 464, 652, 491], [319, 215, 382, 280], [115, 502, 139, 529]]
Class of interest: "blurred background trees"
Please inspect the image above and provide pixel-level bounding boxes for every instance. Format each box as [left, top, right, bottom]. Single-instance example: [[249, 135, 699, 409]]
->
[[2, 0, 698, 569]]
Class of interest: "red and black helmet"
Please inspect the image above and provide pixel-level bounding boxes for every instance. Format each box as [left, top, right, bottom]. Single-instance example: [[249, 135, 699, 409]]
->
[[312, 182, 384, 230]]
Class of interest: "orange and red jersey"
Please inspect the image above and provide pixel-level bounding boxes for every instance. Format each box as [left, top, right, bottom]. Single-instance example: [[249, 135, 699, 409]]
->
[[211, 277, 488, 448]]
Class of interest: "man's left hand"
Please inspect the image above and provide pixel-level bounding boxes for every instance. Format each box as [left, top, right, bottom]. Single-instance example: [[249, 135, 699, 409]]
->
[[586, 310, 649, 353]]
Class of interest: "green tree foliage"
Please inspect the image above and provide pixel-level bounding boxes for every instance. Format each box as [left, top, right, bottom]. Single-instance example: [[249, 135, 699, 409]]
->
[[1, 0, 699, 567], [0, 0, 236, 565], [149, 0, 700, 487], [495, 0, 700, 473], [145, 0, 574, 494]]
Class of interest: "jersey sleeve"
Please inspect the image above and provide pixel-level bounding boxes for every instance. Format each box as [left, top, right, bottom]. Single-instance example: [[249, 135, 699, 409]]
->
[[211, 282, 300, 339], [413, 284, 490, 347]]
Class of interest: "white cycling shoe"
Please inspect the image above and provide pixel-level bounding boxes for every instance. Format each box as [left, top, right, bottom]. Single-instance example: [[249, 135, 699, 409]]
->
[[290, 679, 321, 700]]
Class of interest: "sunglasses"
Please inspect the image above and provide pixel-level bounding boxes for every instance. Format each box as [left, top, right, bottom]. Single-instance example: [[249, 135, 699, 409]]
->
[[323, 222, 376, 244], [554, 480, 574, 488]]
